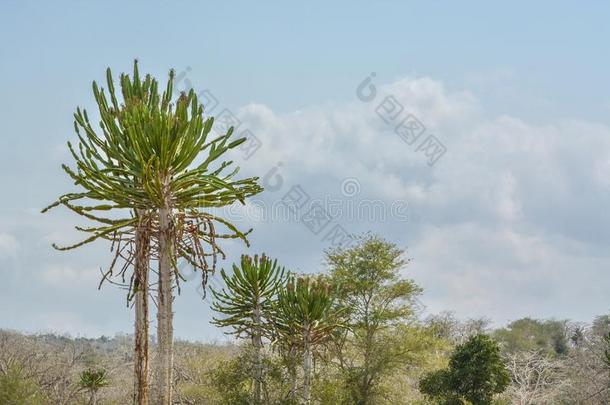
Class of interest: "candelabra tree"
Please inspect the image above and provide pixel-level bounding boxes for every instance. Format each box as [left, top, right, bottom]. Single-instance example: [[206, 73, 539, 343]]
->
[[274, 276, 346, 404], [43, 60, 263, 404], [79, 368, 109, 405], [211, 254, 286, 404]]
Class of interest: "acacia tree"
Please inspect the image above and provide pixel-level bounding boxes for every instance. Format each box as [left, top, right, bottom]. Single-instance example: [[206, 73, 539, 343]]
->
[[44, 61, 262, 404], [325, 233, 422, 404], [275, 276, 346, 404], [211, 254, 286, 404]]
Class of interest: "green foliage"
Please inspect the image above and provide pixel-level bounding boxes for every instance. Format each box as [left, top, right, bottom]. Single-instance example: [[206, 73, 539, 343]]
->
[[209, 354, 252, 405], [46, 60, 261, 213], [419, 335, 510, 405], [208, 347, 293, 405], [274, 276, 346, 347], [493, 318, 569, 356], [211, 254, 286, 339], [326, 233, 422, 404], [0, 367, 46, 405], [79, 368, 109, 391], [312, 370, 351, 405], [326, 233, 420, 319], [274, 275, 346, 403], [211, 255, 287, 403], [43, 60, 262, 279], [326, 233, 421, 329]]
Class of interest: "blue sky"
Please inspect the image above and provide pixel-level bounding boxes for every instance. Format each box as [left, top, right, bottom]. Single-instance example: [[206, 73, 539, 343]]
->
[[1, 1, 610, 341]]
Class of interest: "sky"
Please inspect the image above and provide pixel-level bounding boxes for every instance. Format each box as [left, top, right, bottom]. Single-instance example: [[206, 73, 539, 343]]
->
[[1, 1, 610, 341]]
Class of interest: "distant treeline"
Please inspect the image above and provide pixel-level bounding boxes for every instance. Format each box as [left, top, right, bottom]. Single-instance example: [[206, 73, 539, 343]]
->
[[2, 312, 610, 404]]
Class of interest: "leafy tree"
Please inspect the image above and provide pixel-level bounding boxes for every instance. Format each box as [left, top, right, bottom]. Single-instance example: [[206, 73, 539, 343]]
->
[[326, 233, 422, 404], [494, 318, 569, 356], [275, 276, 346, 404], [79, 368, 109, 405], [419, 334, 510, 405], [211, 254, 286, 403], [44, 61, 263, 404]]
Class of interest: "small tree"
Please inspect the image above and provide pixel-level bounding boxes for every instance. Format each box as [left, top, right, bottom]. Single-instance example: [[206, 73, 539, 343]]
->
[[326, 233, 422, 404], [419, 334, 510, 405], [211, 254, 286, 404], [274, 276, 346, 404], [79, 368, 109, 405]]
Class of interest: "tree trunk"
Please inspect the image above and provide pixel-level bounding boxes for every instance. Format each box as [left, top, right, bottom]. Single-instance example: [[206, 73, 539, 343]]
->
[[156, 206, 174, 405], [288, 346, 298, 402], [303, 329, 312, 405], [89, 390, 98, 405], [134, 213, 150, 405], [252, 306, 263, 404]]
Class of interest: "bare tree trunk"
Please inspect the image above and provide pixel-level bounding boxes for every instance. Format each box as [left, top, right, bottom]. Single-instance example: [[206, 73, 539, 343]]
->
[[134, 213, 150, 405], [290, 367, 298, 401], [252, 306, 263, 404], [156, 206, 174, 405], [288, 345, 298, 402], [303, 328, 312, 405]]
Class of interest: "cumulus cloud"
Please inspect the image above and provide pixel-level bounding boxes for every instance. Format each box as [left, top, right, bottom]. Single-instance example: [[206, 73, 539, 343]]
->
[[227, 75, 610, 324]]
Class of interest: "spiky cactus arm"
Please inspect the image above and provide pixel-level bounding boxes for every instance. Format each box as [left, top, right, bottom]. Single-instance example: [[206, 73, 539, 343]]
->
[[211, 254, 286, 403]]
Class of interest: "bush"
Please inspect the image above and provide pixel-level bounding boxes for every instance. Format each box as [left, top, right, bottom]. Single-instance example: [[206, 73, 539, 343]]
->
[[0, 367, 46, 405], [419, 335, 510, 405]]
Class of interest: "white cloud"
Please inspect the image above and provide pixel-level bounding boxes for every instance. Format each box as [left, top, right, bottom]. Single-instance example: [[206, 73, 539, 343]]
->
[[4, 74, 610, 337], [409, 222, 610, 324], [229, 75, 610, 323], [0, 233, 18, 258]]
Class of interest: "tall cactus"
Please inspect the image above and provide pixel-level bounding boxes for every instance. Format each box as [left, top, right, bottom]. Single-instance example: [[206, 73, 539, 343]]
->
[[211, 254, 286, 404], [44, 61, 263, 404], [274, 276, 346, 404]]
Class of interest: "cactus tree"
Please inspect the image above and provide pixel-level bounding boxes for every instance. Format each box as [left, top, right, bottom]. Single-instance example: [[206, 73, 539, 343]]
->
[[275, 276, 346, 404], [79, 368, 109, 405], [211, 254, 286, 404], [44, 61, 263, 404]]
